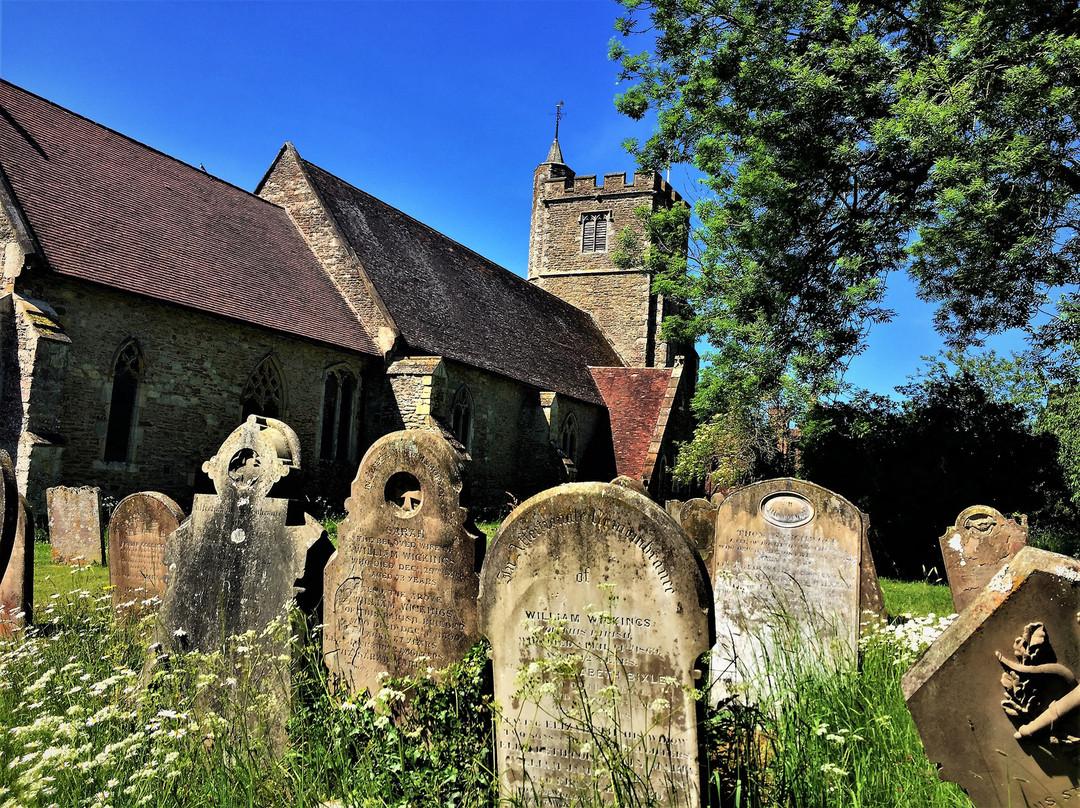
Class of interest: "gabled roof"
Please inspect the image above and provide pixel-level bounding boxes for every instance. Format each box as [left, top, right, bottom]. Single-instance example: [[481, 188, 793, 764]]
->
[[298, 159, 624, 404], [590, 367, 678, 480], [0, 80, 377, 355]]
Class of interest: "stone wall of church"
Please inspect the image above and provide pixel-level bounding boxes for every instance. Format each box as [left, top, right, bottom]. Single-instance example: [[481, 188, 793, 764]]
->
[[13, 272, 371, 513], [435, 361, 608, 515]]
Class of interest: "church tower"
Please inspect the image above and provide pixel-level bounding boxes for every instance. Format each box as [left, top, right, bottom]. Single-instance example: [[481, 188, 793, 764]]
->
[[527, 138, 690, 369]]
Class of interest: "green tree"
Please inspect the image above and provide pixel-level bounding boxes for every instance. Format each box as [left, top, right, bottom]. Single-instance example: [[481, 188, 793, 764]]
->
[[611, 0, 1080, 409]]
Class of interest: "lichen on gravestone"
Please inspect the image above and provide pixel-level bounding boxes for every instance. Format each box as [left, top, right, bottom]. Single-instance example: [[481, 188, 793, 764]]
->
[[143, 416, 332, 751], [323, 429, 481, 698], [479, 482, 713, 808], [938, 505, 1028, 613], [107, 491, 184, 610], [46, 484, 103, 565]]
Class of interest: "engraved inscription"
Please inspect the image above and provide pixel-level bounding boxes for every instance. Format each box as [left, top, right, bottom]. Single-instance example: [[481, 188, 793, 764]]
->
[[760, 492, 814, 528]]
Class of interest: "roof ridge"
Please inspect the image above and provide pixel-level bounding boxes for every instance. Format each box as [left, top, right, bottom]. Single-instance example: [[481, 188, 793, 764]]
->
[[0, 78, 288, 213], [298, 156, 611, 323]]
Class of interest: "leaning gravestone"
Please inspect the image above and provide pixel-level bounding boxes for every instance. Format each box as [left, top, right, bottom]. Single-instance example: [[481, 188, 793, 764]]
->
[[903, 547, 1080, 808], [108, 492, 185, 608], [479, 482, 713, 808], [47, 485, 103, 564], [323, 430, 480, 697], [679, 498, 718, 576], [146, 416, 332, 748], [0, 450, 31, 636], [939, 505, 1028, 613], [711, 478, 885, 701]]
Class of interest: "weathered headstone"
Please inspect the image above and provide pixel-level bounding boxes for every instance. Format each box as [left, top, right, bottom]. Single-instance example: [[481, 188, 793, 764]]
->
[[47, 485, 103, 564], [108, 492, 185, 608], [938, 505, 1028, 613], [323, 430, 480, 696], [710, 478, 885, 700], [146, 416, 333, 747], [611, 474, 649, 497], [665, 499, 683, 521], [679, 498, 718, 575], [903, 547, 1080, 808], [0, 449, 31, 636], [479, 482, 713, 808]]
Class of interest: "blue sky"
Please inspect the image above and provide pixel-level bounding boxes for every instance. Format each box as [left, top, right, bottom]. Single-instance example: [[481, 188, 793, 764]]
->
[[0, 0, 1025, 398]]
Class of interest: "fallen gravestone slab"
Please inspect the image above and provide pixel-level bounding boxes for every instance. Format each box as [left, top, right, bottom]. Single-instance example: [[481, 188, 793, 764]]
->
[[108, 492, 185, 609], [323, 429, 480, 697], [146, 416, 333, 749], [903, 547, 1080, 808], [47, 485, 103, 564], [939, 505, 1028, 613], [711, 478, 885, 701], [0, 450, 30, 636], [479, 482, 713, 808]]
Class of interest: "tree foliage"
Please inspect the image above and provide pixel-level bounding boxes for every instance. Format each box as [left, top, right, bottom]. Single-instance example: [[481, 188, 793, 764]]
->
[[611, 0, 1080, 405], [801, 373, 1077, 578]]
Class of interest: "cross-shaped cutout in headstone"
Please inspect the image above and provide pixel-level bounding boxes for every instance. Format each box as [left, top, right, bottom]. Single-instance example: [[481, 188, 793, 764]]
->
[[385, 472, 422, 514]]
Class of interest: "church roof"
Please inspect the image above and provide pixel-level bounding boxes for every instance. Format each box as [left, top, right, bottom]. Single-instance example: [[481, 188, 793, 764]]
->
[[590, 366, 678, 480], [299, 158, 624, 404], [0, 80, 377, 355]]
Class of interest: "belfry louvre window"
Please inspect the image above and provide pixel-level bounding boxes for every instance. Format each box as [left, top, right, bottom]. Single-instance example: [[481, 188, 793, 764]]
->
[[580, 211, 612, 253], [104, 339, 145, 463]]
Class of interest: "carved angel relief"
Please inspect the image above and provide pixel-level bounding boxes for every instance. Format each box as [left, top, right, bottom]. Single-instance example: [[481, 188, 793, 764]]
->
[[996, 615, 1080, 744]]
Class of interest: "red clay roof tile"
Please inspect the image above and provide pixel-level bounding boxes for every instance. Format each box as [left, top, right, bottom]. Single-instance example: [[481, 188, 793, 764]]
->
[[590, 367, 676, 479]]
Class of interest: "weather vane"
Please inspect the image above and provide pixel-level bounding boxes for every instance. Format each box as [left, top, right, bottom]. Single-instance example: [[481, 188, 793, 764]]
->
[[554, 101, 565, 140]]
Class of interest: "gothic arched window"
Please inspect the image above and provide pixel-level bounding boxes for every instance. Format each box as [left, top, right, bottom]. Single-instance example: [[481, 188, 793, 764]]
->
[[241, 356, 285, 420], [320, 366, 359, 461], [559, 412, 578, 461], [104, 339, 145, 462], [450, 385, 474, 451]]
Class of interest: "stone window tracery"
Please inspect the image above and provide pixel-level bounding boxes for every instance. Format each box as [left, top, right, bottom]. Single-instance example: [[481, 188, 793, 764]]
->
[[241, 357, 285, 420], [320, 366, 359, 462], [559, 412, 577, 461], [451, 386, 474, 452], [580, 211, 612, 253], [104, 339, 145, 463]]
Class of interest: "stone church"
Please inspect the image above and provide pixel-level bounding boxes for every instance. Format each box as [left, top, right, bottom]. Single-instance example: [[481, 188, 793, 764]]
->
[[0, 80, 696, 515]]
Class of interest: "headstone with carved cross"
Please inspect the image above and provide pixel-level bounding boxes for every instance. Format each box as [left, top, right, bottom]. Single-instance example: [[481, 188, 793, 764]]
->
[[323, 429, 481, 697], [144, 416, 332, 750]]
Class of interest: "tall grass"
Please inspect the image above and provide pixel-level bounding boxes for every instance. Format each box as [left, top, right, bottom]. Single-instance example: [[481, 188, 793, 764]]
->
[[0, 553, 970, 807]]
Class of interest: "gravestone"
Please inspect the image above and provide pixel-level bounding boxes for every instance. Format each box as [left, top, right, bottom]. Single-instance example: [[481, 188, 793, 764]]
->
[[903, 547, 1080, 808], [938, 505, 1028, 613], [679, 498, 717, 575], [146, 416, 333, 747], [108, 492, 185, 608], [611, 474, 649, 497], [0, 450, 31, 636], [711, 478, 885, 700], [323, 430, 480, 696], [479, 482, 713, 808], [47, 485, 103, 564], [665, 499, 683, 521]]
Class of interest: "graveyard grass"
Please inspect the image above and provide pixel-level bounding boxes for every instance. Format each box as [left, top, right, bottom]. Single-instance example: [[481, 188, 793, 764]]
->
[[2, 542, 973, 807]]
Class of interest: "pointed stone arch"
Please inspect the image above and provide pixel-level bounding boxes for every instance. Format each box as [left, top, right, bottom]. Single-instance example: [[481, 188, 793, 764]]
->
[[319, 363, 360, 462], [104, 338, 146, 463], [241, 355, 286, 420]]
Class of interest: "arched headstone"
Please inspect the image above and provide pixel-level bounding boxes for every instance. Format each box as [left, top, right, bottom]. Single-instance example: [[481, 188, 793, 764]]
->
[[711, 478, 884, 700], [479, 482, 712, 807], [0, 450, 31, 636], [108, 492, 185, 608], [323, 430, 480, 696], [938, 505, 1027, 612]]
